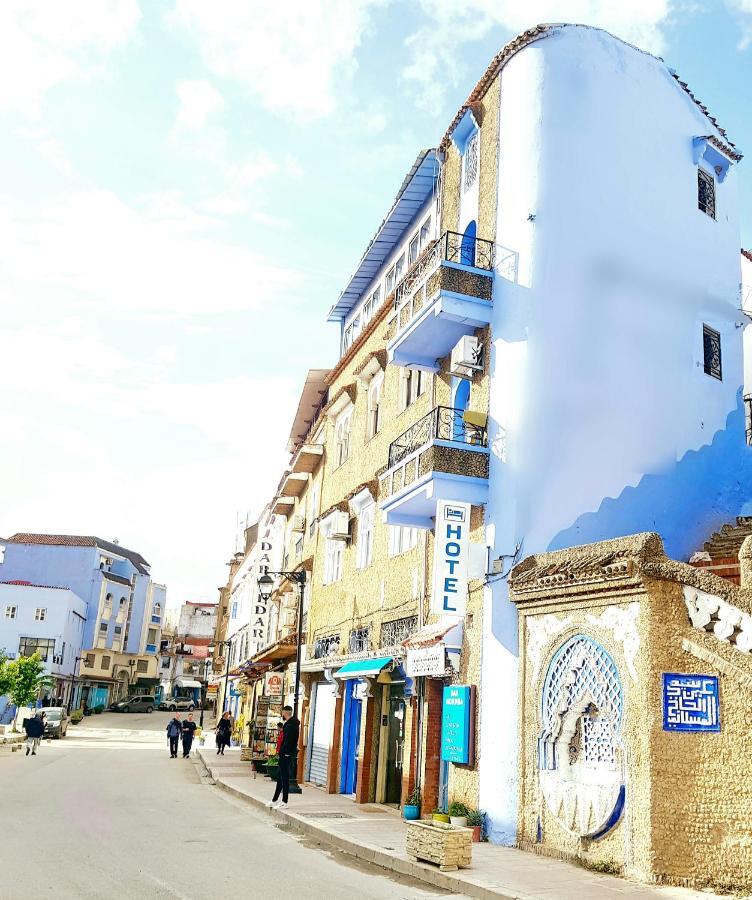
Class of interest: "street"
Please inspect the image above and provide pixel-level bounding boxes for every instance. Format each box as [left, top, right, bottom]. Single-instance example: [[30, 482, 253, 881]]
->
[[0, 712, 467, 900]]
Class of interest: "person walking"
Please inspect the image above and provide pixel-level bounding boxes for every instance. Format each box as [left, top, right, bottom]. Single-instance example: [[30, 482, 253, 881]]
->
[[23, 712, 45, 756], [166, 713, 182, 758], [215, 711, 232, 755], [266, 705, 299, 810], [181, 714, 197, 758]]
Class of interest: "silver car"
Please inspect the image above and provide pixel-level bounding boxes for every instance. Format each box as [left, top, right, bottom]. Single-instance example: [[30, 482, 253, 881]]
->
[[39, 707, 69, 738], [159, 696, 195, 712]]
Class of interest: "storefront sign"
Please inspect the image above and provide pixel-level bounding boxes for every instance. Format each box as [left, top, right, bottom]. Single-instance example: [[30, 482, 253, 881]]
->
[[264, 671, 284, 701], [431, 501, 470, 617], [251, 537, 275, 644], [441, 685, 473, 764], [406, 644, 446, 677]]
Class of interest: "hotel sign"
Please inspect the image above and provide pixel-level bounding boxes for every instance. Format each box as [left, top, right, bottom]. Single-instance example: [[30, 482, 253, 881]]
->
[[431, 501, 470, 618], [406, 645, 446, 677]]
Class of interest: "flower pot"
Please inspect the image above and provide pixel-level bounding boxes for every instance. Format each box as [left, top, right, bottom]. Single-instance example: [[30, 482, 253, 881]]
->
[[471, 825, 482, 842], [403, 804, 421, 821], [449, 816, 468, 828], [432, 813, 450, 824]]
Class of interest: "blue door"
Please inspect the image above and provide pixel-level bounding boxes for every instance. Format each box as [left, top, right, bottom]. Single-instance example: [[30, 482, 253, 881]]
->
[[340, 680, 363, 794], [460, 220, 477, 266], [451, 377, 470, 442]]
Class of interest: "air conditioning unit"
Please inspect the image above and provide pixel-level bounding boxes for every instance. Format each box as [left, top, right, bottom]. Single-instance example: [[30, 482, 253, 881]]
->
[[281, 608, 297, 628], [449, 334, 483, 379], [291, 515, 306, 533], [330, 510, 350, 540]]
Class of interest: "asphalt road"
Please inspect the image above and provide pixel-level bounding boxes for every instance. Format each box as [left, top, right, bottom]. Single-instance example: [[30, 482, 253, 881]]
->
[[0, 712, 466, 900]]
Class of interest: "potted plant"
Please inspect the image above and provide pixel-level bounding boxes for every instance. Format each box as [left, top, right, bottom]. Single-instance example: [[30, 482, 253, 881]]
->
[[448, 801, 470, 828], [432, 807, 450, 824], [403, 787, 421, 821], [70, 709, 84, 725], [467, 808, 485, 842], [265, 754, 280, 780]]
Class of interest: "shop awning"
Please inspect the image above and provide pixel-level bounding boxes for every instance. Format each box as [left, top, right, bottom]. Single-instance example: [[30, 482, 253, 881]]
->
[[402, 618, 463, 649], [334, 657, 393, 679], [175, 678, 202, 689]]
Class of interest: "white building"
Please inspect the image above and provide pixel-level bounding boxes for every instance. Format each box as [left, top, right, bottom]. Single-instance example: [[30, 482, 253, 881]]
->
[[0, 583, 86, 714]]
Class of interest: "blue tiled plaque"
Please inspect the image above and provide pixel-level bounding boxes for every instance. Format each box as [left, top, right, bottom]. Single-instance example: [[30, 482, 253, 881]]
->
[[662, 673, 720, 732]]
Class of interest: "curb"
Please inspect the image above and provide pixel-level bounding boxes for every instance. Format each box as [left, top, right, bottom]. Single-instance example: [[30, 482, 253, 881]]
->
[[197, 752, 535, 900]]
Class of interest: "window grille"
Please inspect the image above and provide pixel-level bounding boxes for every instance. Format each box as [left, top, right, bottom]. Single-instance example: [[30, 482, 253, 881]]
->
[[348, 627, 371, 654], [18, 636, 56, 661], [463, 132, 479, 192], [698, 168, 716, 219], [313, 633, 340, 659], [703, 324, 722, 380], [137, 659, 148, 673], [380, 616, 418, 647]]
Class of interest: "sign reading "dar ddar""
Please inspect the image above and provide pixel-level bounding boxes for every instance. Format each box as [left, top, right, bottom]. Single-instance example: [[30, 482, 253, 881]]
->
[[431, 500, 470, 618]]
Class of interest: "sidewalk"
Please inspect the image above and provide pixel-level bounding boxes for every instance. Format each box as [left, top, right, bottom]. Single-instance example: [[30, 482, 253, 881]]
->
[[196, 746, 726, 900]]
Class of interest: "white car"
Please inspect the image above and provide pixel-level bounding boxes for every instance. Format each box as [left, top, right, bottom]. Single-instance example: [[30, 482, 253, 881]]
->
[[159, 697, 195, 712]]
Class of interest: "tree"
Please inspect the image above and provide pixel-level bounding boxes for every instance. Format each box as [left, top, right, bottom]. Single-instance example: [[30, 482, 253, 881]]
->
[[0, 653, 12, 699], [8, 654, 54, 727]]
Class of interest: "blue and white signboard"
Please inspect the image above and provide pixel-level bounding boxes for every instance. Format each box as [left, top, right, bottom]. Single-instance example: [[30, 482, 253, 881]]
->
[[441, 685, 471, 763], [663, 673, 720, 732], [431, 500, 470, 617]]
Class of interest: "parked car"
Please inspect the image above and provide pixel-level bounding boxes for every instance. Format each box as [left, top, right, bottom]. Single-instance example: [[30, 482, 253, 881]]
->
[[110, 695, 156, 713], [39, 707, 69, 738], [158, 696, 195, 712]]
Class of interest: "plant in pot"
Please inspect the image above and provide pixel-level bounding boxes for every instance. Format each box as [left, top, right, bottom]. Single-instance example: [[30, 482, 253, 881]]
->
[[265, 754, 280, 780], [467, 808, 485, 842], [448, 801, 470, 827], [403, 787, 421, 821], [432, 807, 450, 824]]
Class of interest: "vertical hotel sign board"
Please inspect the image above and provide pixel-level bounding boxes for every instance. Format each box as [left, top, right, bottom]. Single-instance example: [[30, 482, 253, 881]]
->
[[441, 685, 474, 765], [431, 500, 471, 617]]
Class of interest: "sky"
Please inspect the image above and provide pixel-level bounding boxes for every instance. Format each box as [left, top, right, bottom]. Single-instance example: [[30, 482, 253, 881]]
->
[[1, 0, 751, 610]]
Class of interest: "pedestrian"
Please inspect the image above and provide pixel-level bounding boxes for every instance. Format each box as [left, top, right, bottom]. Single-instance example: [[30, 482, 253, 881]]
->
[[181, 714, 197, 758], [275, 721, 284, 755], [23, 712, 45, 756], [266, 705, 300, 810], [215, 710, 232, 755], [166, 713, 182, 758]]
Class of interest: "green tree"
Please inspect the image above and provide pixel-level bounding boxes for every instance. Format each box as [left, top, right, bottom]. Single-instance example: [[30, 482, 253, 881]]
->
[[8, 654, 53, 724], [0, 653, 12, 698]]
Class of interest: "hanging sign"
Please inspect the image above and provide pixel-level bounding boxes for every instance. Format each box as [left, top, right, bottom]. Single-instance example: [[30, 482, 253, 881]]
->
[[406, 644, 446, 677], [264, 671, 284, 701], [441, 684, 472, 764], [431, 501, 471, 617]]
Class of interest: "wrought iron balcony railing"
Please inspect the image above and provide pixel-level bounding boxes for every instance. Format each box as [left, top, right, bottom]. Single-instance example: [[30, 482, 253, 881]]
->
[[348, 626, 371, 654], [394, 230, 494, 310], [380, 616, 418, 647], [313, 633, 340, 659], [387, 405, 488, 468]]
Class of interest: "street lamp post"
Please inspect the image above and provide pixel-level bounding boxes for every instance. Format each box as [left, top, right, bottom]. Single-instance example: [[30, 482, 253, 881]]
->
[[68, 655, 83, 713], [212, 639, 233, 714], [128, 658, 136, 697], [258, 569, 306, 795], [200, 651, 213, 729]]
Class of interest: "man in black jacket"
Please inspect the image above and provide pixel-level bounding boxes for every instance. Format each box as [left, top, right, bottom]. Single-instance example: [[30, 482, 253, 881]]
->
[[23, 712, 45, 756], [266, 705, 299, 809]]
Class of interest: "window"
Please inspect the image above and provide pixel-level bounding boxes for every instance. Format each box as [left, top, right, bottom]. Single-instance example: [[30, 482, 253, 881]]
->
[[698, 168, 716, 219], [385, 266, 396, 296], [154, 602, 161, 614], [342, 324, 353, 355], [99, 622, 108, 633], [18, 637, 55, 661], [34, 608, 46, 621], [147, 628, 158, 644], [114, 625, 122, 634], [389, 525, 419, 557], [363, 286, 380, 324], [357, 503, 375, 569], [703, 324, 722, 380], [101, 655, 111, 669], [104, 593, 113, 607], [408, 232, 420, 265], [394, 254, 405, 281], [313, 633, 340, 659], [420, 217, 432, 249], [324, 539, 344, 584], [463, 131, 479, 192], [84, 653, 95, 668], [334, 409, 352, 467], [5, 605, 16, 620], [349, 627, 371, 653], [231, 601, 238, 619], [119, 597, 127, 606], [0, 545, 5, 564], [366, 376, 382, 440], [137, 659, 148, 673], [400, 368, 427, 411]]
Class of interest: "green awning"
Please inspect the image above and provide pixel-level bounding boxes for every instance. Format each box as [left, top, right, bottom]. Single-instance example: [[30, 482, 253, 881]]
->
[[334, 657, 393, 679]]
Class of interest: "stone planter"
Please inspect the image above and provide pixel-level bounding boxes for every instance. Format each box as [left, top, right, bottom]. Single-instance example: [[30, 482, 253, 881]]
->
[[240, 747, 252, 761], [405, 820, 472, 872]]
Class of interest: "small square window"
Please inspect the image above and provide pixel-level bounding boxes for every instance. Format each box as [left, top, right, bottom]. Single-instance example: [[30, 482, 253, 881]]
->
[[34, 608, 46, 622], [703, 325, 722, 380], [99, 621, 108, 632], [5, 606, 17, 619], [698, 168, 716, 219]]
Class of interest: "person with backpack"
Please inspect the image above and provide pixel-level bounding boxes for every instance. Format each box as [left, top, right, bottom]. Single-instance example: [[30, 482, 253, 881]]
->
[[23, 712, 45, 756], [166, 713, 182, 758]]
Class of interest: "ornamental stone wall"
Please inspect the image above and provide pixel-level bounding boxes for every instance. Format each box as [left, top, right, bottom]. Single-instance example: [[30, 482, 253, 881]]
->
[[510, 532, 752, 890]]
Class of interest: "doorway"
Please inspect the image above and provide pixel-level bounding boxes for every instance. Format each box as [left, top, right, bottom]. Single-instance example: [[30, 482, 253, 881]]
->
[[340, 679, 363, 795], [383, 683, 406, 806]]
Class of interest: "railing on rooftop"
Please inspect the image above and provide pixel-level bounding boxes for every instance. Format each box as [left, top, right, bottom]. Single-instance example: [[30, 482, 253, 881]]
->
[[394, 230, 494, 310], [387, 405, 488, 468]]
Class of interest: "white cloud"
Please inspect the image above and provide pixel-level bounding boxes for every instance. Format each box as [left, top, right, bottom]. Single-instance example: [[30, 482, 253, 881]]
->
[[168, 0, 387, 120], [175, 78, 225, 131], [404, 0, 672, 112], [728, 0, 752, 48], [0, 0, 141, 117], [0, 189, 298, 315]]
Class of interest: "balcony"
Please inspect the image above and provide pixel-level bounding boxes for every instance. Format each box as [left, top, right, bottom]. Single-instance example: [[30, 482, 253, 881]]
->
[[386, 231, 510, 372], [379, 405, 489, 529]]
